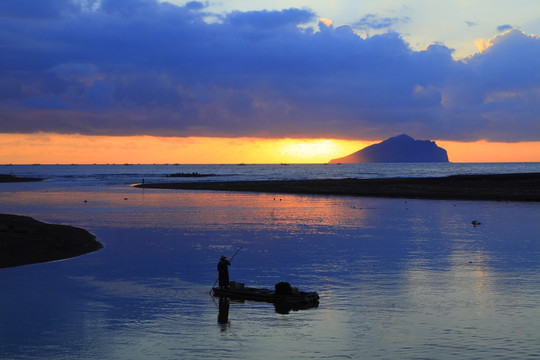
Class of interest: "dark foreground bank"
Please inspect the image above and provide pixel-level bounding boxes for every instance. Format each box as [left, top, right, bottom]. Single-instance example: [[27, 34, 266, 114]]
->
[[0, 214, 103, 268], [136, 172, 540, 202]]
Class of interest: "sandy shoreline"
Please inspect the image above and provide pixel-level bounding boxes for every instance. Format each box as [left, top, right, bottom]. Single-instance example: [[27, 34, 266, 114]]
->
[[0, 214, 103, 268], [136, 172, 540, 202]]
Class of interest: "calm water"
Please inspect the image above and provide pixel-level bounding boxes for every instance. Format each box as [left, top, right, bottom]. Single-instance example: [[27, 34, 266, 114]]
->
[[1, 164, 540, 359]]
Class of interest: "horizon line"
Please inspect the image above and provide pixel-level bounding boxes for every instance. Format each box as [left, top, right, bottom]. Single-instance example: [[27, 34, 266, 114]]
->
[[3, 161, 540, 166]]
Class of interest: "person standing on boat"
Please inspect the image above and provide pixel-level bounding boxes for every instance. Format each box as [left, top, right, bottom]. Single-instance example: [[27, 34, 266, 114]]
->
[[217, 255, 231, 289]]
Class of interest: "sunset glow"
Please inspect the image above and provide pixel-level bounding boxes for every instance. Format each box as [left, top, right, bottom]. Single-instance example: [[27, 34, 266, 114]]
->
[[0, 134, 371, 164], [1, 133, 538, 164], [437, 140, 540, 163]]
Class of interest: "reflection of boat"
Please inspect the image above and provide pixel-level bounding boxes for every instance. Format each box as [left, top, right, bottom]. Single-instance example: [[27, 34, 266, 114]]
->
[[212, 282, 319, 309]]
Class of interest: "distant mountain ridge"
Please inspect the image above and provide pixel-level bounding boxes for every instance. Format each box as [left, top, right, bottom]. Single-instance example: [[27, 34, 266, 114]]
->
[[329, 134, 449, 163]]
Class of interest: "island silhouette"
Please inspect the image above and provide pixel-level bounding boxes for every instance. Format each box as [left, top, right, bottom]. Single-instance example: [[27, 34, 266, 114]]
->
[[329, 134, 449, 163]]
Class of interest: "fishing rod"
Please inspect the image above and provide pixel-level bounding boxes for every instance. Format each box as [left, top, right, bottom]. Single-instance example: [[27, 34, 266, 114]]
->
[[229, 246, 243, 262], [210, 246, 242, 294]]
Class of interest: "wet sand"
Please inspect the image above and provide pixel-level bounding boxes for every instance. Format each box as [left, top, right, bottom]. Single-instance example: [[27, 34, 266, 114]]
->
[[136, 172, 540, 202], [0, 214, 102, 268]]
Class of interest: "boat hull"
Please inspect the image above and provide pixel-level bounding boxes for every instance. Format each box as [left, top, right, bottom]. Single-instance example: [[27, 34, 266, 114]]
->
[[212, 286, 319, 306]]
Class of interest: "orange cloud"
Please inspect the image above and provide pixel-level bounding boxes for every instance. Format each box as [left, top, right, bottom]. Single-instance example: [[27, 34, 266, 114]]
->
[[319, 17, 333, 27]]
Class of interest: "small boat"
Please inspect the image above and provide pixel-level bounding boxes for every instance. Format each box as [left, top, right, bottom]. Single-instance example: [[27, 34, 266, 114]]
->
[[212, 281, 319, 307]]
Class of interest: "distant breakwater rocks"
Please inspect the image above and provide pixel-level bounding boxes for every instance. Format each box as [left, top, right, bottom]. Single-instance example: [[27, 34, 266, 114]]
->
[[166, 172, 217, 178], [0, 174, 44, 183]]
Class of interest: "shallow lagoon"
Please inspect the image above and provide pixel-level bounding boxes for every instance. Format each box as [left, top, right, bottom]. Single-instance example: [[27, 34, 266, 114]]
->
[[1, 185, 540, 359]]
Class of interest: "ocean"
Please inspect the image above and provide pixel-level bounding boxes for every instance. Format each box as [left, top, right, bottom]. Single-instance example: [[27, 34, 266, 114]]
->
[[1, 163, 540, 359], [2, 162, 540, 188]]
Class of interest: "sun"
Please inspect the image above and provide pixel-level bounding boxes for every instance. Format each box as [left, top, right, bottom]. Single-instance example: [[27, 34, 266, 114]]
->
[[276, 139, 370, 163], [279, 139, 336, 159]]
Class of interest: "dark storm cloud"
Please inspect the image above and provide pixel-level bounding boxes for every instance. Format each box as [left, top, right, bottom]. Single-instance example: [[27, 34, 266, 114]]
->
[[497, 24, 513, 32], [0, 0, 539, 141], [0, 0, 79, 19], [354, 14, 410, 31]]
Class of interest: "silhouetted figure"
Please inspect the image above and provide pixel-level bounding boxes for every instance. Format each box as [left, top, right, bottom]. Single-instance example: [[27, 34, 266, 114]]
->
[[217, 255, 231, 289]]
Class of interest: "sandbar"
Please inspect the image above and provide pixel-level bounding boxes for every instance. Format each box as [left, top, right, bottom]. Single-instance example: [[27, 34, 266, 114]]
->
[[136, 172, 540, 202], [0, 214, 103, 268]]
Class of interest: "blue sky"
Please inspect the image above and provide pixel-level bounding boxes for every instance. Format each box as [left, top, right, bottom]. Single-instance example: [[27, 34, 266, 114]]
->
[[1, 0, 540, 143], [189, 0, 540, 58]]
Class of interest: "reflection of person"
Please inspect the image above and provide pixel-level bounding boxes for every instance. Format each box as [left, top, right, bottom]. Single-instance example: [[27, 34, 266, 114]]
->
[[217, 255, 231, 289], [218, 297, 230, 326]]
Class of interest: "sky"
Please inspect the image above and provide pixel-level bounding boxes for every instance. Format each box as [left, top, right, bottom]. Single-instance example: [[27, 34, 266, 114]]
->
[[1, 0, 540, 163]]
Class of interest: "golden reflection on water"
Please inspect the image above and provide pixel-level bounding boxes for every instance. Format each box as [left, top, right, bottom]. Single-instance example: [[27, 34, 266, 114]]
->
[[1, 188, 371, 232]]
